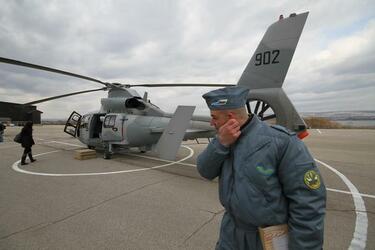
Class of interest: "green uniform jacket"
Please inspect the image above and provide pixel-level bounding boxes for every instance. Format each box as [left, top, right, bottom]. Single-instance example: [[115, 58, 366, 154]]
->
[[197, 116, 326, 250]]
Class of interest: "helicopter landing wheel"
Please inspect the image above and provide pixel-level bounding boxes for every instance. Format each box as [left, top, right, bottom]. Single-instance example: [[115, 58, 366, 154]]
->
[[138, 146, 148, 153], [103, 143, 113, 159], [103, 152, 112, 160], [247, 100, 276, 125]]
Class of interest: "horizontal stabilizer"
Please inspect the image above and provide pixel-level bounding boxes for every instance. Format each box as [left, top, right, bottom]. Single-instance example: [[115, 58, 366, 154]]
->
[[154, 105, 195, 161]]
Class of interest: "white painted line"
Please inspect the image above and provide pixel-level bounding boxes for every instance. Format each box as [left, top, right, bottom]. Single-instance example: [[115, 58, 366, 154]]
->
[[315, 158, 367, 250], [0, 138, 83, 150], [0, 144, 21, 150], [12, 150, 62, 175], [37, 140, 83, 147], [327, 188, 375, 199], [126, 152, 197, 167], [48, 139, 197, 167], [46, 139, 196, 167], [12, 145, 195, 177], [49, 140, 85, 147], [317, 129, 322, 134]]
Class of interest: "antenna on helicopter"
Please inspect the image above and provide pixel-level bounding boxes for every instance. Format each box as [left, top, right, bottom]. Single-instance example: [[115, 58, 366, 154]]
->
[[143, 92, 148, 102]]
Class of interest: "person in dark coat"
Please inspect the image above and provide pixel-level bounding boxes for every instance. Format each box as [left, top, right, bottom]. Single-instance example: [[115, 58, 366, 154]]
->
[[0, 122, 5, 143], [197, 86, 326, 250], [20, 121, 36, 165]]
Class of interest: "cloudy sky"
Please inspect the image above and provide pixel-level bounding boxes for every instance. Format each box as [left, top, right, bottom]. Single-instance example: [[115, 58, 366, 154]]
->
[[0, 0, 374, 119]]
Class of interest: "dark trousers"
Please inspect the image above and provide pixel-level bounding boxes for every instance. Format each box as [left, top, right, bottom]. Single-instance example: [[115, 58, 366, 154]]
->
[[21, 147, 34, 163]]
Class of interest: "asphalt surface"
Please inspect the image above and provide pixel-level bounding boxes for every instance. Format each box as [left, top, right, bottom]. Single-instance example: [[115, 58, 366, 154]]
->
[[0, 126, 374, 250]]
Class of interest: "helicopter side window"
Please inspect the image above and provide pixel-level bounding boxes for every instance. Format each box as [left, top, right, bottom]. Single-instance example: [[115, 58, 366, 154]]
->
[[104, 115, 116, 128], [80, 116, 90, 129]]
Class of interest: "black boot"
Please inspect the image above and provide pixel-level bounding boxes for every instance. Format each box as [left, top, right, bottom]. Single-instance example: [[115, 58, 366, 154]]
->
[[28, 153, 36, 162], [21, 155, 28, 165]]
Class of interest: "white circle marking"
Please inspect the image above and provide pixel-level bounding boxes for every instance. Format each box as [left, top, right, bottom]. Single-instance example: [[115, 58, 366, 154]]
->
[[315, 158, 367, 250], [12, 145, 194, 177], [11, 141, 367, 249]]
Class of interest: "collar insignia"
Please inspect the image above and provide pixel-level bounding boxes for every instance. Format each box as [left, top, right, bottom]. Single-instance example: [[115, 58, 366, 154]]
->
[[256, 165, 274, 176]]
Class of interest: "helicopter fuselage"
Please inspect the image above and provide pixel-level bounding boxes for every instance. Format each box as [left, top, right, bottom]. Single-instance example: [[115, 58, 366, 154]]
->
[[74, 111, 214, 152]]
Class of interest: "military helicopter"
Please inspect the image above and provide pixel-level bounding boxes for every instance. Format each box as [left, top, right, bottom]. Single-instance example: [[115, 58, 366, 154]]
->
[[0, 12, 309, 160]]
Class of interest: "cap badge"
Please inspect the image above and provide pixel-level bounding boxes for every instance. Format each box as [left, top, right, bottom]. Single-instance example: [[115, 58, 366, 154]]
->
[[211, 99, 228, 106]]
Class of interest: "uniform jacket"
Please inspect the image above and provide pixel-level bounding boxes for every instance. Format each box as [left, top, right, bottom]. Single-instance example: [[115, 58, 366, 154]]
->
[[21, 126, 35, 148], [197, 115, 326, 250]]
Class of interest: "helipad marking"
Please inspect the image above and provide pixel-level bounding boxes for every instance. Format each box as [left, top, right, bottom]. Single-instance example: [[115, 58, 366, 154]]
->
[[126, 152, 197, 167], [315, 158, 367, 250], [0, 144, 20, 149], [11, 139, 368, 249], [327, 188, 375, 199], [38, 140, 85, 147], [12, 145, 194, 177], [42, 139, 197, 167], [49, 140, 85, 147]]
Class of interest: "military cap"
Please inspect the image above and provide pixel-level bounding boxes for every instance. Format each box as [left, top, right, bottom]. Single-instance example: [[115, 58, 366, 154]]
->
[[202, 86, 249, 110]]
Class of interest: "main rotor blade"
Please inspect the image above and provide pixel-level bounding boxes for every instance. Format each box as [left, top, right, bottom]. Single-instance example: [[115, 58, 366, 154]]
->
[[0, 57, 109, 87], [24, 87, 107, 105], [129, 83, 236, 87]]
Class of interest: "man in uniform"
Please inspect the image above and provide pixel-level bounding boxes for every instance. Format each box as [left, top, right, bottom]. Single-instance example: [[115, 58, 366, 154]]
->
[[197, 86, 326, 250]]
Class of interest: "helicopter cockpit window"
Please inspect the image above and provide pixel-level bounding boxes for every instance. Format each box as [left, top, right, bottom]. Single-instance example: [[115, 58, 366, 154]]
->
[[104, 115, 116, 128]]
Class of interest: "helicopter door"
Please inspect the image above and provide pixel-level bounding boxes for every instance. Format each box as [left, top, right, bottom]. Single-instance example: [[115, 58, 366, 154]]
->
[[79, 114, 91, 141], [101, 114, 124, 142], [64, 111, 82, 137]]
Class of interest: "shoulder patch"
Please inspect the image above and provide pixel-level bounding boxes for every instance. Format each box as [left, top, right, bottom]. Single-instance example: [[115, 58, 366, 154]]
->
[[304, 170, 321, 189], [270, 125, 296, 136]]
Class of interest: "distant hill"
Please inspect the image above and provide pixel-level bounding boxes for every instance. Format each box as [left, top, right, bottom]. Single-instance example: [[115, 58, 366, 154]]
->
[[303, 117, 343, 129], [301, 111, 375, 121]]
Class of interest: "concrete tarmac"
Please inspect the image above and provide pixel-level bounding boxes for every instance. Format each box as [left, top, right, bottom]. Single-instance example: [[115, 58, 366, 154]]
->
[[0, 126, 374, 249]]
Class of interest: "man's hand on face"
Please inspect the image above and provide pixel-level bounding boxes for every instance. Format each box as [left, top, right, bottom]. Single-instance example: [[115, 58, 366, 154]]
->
[[217, 119, 241, 147]]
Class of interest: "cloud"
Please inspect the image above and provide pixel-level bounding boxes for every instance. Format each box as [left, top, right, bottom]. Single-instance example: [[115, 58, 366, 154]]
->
[[290, 85, 375, 112], [0, 0, 374, 119], [285, 16, 375, 112]]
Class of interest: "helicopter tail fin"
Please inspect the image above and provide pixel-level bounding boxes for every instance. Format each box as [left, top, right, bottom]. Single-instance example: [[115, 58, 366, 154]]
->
[[154, 105, 195, 161], [237, 12, 308, 89], [236, 12, 309, 135]]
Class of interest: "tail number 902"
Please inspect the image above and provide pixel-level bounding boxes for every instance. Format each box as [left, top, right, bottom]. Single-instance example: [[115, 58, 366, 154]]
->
[[254, 50, 280, 66]]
